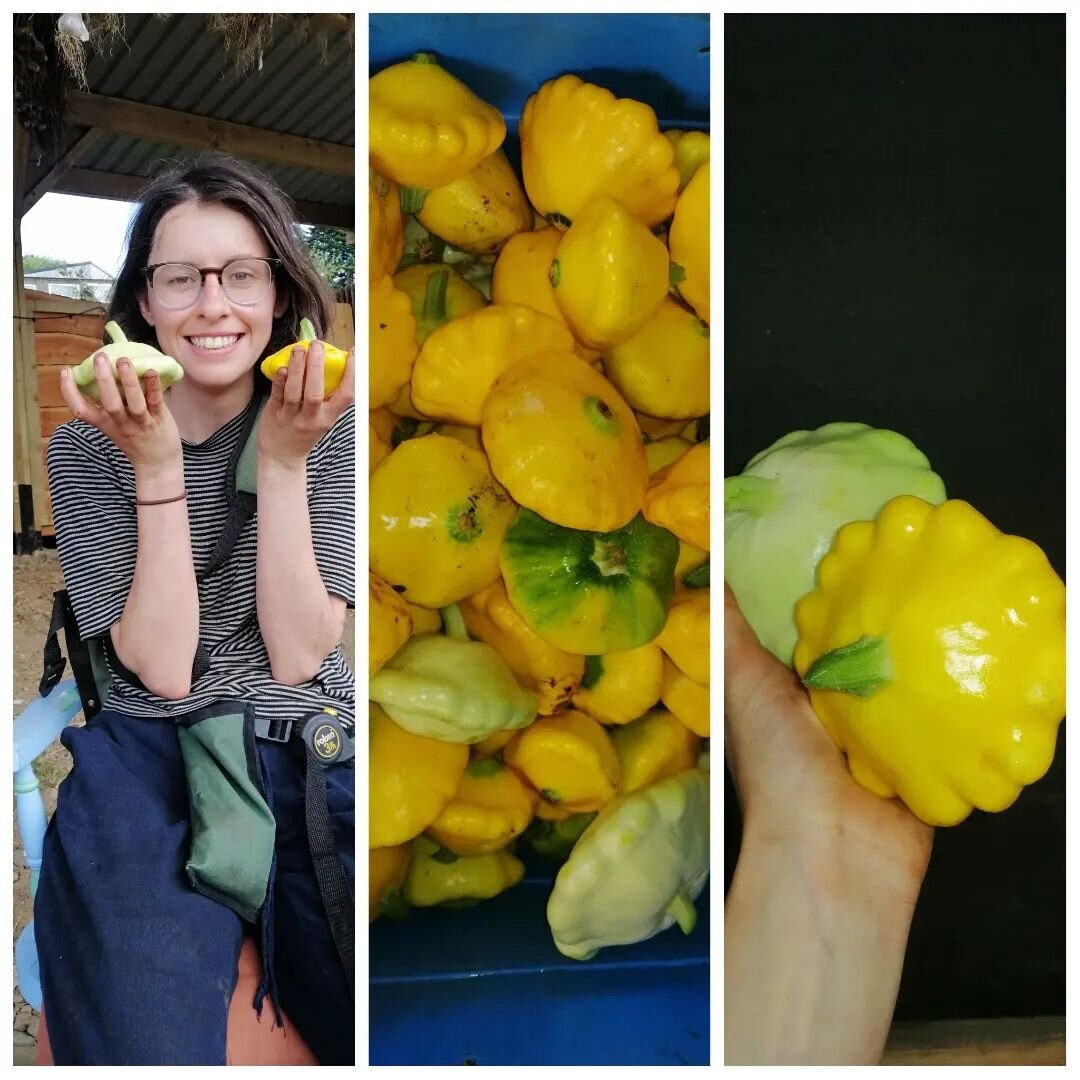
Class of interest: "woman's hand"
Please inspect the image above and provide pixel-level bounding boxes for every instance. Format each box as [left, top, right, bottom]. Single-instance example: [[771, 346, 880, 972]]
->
[[60, 353, 182, 474], [724, 582, 933, 898], [724, 582, 933, 1064], [257, 340, 355, 469]]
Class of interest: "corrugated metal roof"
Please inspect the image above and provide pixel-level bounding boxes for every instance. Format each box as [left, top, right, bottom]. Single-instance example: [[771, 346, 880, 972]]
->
[[24, 14, 354, 221]]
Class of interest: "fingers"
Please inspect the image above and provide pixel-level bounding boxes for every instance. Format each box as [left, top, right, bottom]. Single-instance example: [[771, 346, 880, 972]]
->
[[115, 358, 148, 418], [283, 344, 307, 408], [59, 366, 105, 427], [303, 339, 326, 406], [94, 353, 127, 420], [328, 348, 355, 411], [143, 369, 165, 415]]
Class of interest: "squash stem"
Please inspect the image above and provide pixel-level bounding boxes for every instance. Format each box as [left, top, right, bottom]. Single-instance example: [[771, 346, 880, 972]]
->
[[104, 320, 126, 344], [802, 635, 893, 698], [666, 888, 697, 935], [723, 475, 779, 517], [298, 317, 316, 342], [400, 186, 429, 214], [440, 603, 469, 642], [422, 268, 450, 324]]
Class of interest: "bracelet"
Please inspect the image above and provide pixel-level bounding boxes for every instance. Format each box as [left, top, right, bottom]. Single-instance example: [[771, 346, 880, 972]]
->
[[136, 490, 188, 506]]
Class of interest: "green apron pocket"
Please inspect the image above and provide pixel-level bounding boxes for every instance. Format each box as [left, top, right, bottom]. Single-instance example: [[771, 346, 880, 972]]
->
[[176, 702, 276, 922]]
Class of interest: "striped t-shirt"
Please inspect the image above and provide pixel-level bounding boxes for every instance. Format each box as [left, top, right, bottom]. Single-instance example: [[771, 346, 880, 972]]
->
[[45, 397, 356, 731]]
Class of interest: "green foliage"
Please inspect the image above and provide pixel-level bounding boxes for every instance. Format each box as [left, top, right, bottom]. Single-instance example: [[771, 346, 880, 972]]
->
[[23, 253, 62, 273], [300, 226, 355, 291]]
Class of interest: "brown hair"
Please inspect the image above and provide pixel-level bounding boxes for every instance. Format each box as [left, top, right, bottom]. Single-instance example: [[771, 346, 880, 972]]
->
[[108, 152, 334, 361]]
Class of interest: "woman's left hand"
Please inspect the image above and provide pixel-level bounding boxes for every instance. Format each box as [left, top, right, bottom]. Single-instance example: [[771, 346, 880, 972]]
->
[[257, 340, 355, 468]]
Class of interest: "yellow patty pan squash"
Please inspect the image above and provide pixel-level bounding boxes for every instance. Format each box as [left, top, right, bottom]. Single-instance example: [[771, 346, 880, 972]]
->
[[369, 844, 411, 922], [369, 170, 405, 286], [369, 52, 506, 208], [794, 495, 1066, 828], [663, 129, 711, 191], [393, 263, 488, 347], [492, 227, 567, 325], [491, 227, 603, 364], [645, 437, 694, 475], [369, 275, 419, 409], [675, 542, 709, 584], [427, 756, 540, 856], [407, 601, 443, 637], [661, 658, 710, 737], [436, 423, 484, 451], [417, 149, 532, 255], [643, 440, 710, 551], [369, 703, 468, 848], [654, 587, 710, 686], [604, 296, 710, 420], [404, 834, 524, 907], [412, 304, 576, 426], [504, 710, 621, 816], [550, 195, 671, 351], [369, 570, 411, 676], [369, 433, 517, 608], [520, 74, 679, 228], [636, 413, 687, 441], [460, 579, 585, 716], [571, 645, 665, 727], [481, 351, 648, 532], [369, 413, 392, 474], [668, 160, 710, 324], [611, 708, 702, 795]]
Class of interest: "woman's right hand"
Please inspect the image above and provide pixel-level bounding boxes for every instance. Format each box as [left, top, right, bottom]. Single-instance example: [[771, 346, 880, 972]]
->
[[60, 352, 183, 473]]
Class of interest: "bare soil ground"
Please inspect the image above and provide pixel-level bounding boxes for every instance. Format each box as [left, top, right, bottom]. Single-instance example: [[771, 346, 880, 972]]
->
[[11, 549, 355, 1064]]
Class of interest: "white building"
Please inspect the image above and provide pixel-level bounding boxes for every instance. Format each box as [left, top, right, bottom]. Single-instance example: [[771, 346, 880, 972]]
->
[[24, 261, 115, 303]]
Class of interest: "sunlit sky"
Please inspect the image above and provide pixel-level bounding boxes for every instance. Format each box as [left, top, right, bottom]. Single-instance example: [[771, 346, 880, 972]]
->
[[21, 193, 138, 276]]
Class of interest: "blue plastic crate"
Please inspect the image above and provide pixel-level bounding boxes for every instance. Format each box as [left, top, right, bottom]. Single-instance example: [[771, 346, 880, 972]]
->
[[369, 13, 711, 1066]]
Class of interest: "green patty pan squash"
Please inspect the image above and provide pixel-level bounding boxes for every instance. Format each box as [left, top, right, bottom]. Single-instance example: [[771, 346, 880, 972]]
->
[[725, 422, 946, 666], [72, 321, 184, 400], [547, 767, 709, 960], [500, 508, 679, 655]]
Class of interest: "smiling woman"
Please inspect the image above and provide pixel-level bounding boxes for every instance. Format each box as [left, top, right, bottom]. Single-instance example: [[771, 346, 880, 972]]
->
[[37, 153, 356, 1066]]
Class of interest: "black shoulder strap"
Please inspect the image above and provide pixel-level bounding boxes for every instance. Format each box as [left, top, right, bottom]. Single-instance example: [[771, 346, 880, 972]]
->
[[41, 590, 107, 721]]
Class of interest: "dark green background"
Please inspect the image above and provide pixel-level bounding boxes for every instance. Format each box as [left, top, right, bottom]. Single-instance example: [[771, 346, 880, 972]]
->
[[725, 15, 1064, 1021]]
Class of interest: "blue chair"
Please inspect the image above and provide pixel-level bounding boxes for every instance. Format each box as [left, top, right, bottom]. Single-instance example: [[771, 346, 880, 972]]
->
[[13, 678, 84, 1010]]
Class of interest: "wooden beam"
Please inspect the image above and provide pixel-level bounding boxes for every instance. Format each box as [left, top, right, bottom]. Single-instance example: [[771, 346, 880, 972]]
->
[[67, 90, 354, 177], [52, 167, 353, 229], [13, 113, 48, 544], [22, 127, 104, 216], [882, 1015, 1064, 1066]]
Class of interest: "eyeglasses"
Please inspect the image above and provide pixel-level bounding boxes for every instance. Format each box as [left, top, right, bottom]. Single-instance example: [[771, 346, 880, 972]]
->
[[143, 258, 280, 309]]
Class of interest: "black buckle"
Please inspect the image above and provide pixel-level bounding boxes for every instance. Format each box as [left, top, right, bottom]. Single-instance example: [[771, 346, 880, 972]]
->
[[254, 715, 293, 744], [297, 711, 354, 766]]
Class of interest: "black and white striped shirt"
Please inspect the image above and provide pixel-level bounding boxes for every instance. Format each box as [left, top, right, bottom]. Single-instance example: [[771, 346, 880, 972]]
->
[[45, 400, 356, 732]]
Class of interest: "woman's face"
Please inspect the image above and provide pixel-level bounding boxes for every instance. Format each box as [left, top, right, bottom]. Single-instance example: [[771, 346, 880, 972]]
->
[[138, 200, 286, 392]]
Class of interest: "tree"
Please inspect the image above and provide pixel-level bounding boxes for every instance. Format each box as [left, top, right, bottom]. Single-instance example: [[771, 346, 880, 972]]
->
[[23, 253, 63, 273], [300, 226, 354, 292]]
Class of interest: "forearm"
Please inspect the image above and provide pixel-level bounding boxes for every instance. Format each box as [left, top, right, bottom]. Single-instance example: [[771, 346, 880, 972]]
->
[[112, 460, 199, 699], [256, 457, 345, 683], [724, 824, 919, 1065]]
